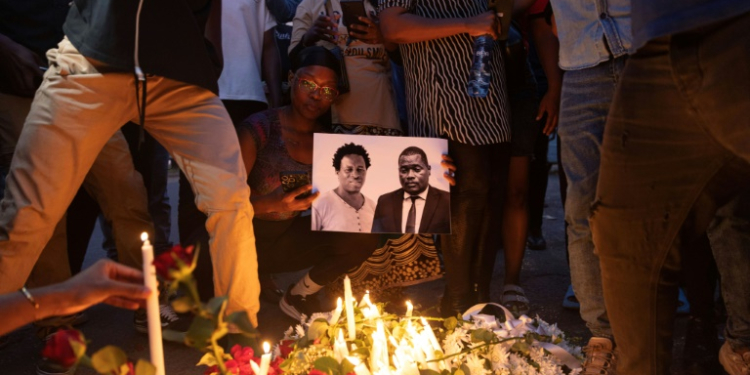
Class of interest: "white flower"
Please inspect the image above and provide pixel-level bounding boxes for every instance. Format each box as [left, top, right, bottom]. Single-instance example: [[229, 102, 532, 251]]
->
[[295, 324, 306, 337], [489, 344, 511, 371], [465, 353, 489, 375]]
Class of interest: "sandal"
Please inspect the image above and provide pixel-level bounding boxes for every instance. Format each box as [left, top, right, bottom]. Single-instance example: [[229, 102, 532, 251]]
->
[[501, 284, 530, 318]]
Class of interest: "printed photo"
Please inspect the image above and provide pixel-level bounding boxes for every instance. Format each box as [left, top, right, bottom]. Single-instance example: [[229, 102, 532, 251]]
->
[[311, 134, 450, 234]]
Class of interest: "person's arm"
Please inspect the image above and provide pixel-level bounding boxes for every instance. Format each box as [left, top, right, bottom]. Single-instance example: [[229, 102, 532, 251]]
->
[[262, 29, 282, 108], [529, 15, 562, 135], [348, 12, 397, 51], [378, 6, 500, 44], [205, 0, 223, 67], [0, 260, 150, 336], [237, 126, 318, 214]]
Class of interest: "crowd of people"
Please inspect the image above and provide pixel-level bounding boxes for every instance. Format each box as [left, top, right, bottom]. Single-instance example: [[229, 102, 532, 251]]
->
[[0, 0, 748, 374]]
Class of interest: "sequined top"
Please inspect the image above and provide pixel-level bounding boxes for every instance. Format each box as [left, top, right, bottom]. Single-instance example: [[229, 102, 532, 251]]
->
[[240, 109, 312, 221]]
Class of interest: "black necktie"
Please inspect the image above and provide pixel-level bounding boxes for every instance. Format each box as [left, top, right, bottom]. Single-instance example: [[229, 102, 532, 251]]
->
[[405, 196, 418, 233]]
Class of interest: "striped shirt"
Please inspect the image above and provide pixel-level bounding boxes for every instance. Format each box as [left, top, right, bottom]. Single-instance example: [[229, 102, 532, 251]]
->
[[379, 0, 511, 145]]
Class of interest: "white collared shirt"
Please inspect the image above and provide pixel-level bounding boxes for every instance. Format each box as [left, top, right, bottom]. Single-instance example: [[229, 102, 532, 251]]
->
[[401, 186, 429, 233]]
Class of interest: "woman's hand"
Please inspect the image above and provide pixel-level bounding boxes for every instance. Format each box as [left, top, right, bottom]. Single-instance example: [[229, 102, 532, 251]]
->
[[441, 154, 457, 186], [278, 185, 320, 212], [302, 15, 339, 46], [50, 260, 151, 316], [348, 12, 384, 45], [537, 90, 560, 135]]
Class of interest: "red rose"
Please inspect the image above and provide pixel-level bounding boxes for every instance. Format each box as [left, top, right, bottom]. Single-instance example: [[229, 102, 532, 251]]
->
[[153, 244, 195, 280], [230, 344, 255, 363], [123, 361, 135, 375], [278, 339, 295, 358], [41, 329, 85, 368], [309, 370, 328, 375]]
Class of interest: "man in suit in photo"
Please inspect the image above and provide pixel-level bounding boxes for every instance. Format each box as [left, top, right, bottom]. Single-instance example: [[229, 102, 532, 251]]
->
[[372, 146, 450, 233]]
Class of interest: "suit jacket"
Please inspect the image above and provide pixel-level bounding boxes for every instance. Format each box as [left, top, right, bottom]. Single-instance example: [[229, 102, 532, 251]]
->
[[371, 185, 450, 234]]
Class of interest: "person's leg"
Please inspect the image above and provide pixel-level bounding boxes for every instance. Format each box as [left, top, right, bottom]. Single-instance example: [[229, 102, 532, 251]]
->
[[0, 38, 135, 292], [592, 26, 750, 372], [0, 93, 31, 194], [557, 57, 626, 340], [141, 76, 258, 326], [440, 141, 488, 314], [81, 130, 153, 270], [527, 130, 550, 249]]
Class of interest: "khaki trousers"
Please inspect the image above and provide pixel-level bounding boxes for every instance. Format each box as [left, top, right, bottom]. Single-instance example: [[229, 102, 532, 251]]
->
[[0, 38, 259, 325]]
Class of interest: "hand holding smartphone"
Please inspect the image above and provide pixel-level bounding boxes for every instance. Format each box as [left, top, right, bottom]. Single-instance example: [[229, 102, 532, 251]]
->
[[280, 171, 312, 199], [340, 0, 368, 36]]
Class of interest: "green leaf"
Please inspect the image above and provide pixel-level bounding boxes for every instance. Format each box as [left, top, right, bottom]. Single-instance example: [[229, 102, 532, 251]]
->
[[91, 345, 128, 374], [307, 320, 330, 341], [341, 358, 355, 375], [206, 296, 228, 316], [453, 369, 465, 375], [510, 340, 530, 356], [171, 295, 193, 314], [69, 339, 87, 363], [470, 329, 495, 344], [185, 315, 216, 349], [443, 317, 458, 331], [134, 359, 156, 375], [313, 356, 340, 375], [419, 369, 441, 375], [162, 329, 187, 344], [196, 353, 218, 367], [225, 311, 259, 336]]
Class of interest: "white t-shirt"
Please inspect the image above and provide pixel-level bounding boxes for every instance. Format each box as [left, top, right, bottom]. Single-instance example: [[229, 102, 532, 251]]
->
[[290, 0, 400, 130], [312, 190, 376, 232], [218, 0, 277, 102]]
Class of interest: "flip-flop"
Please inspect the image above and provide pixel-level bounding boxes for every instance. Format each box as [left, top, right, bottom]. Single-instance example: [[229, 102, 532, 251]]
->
[[501, 284, 530, 317]]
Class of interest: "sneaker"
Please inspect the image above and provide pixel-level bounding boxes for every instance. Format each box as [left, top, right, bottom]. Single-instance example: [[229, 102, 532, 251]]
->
[[719, 341, 750, 375], [134, 303, 181, 334], [279, 285, 322, 321], [36, 332, 77, 375], [581, 337, 617, 375]]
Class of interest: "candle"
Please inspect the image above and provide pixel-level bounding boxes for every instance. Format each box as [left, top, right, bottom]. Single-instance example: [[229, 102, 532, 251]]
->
[[421, 317, 442, 352], [405, 301, 413, 317], [330, 297, 343, 325], [348, 357, 372, 375], [141, 233, 165, 375], [333, 329, 350, 362], [344, 276, 356, 340], [259, 342, 271, 375], [360, 290, 371, 307]]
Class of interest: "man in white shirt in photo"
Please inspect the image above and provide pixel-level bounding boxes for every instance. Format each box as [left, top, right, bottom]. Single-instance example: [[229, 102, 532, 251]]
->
[[312, 143, 376, 232]]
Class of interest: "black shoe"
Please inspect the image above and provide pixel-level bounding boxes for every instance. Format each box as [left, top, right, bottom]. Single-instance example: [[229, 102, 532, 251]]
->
[[526, 233, 547, 250], [134, 303, 187, 334], [279, 285, 322, 321]]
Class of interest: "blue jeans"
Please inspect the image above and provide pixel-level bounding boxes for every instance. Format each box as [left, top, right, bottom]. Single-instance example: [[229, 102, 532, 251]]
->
[[591, 12, 750, 374], [558, 56, 626, 339]]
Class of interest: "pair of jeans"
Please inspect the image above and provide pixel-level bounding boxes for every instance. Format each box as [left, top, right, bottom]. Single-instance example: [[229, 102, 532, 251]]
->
[[0, 38, 259, 325], [557, 55, 626, 339], [591, 12, 750, 374], [439, 140, 510, 313]]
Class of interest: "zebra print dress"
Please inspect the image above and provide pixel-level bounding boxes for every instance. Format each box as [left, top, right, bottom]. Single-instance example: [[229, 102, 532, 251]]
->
[[378, 0, 511, 146]]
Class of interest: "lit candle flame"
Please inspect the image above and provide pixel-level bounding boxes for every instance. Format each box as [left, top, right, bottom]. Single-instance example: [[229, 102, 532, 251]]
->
[[263, 341, 270, 353], [140, 232, 149, 241]]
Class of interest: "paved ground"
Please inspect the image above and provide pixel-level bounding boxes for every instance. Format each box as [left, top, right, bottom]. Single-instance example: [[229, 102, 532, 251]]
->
[[0, 160, 707, 374]]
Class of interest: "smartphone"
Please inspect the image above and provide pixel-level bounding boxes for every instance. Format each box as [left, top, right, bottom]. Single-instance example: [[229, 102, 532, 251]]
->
[[489, 0, 514, 41], [280, 171, 312, 199], [340, 0, 368, 34]]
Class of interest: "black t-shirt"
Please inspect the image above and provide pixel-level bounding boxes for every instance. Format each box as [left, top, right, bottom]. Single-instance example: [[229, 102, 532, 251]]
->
[[0, 0, 70, 57], [63, 0, 221, 94]]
